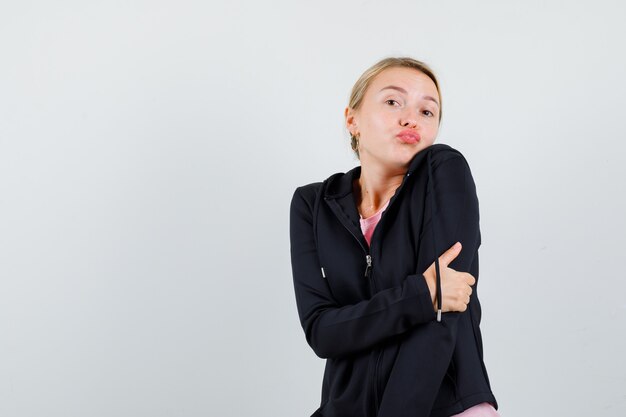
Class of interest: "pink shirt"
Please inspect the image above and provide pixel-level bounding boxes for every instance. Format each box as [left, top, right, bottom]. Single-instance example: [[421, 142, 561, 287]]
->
[[359, 202, 500, 417], [359, 200, 390, 246]]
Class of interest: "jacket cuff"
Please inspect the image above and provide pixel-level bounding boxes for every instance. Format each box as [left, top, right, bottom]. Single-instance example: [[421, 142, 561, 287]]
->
[[408, 274, 437, 323]]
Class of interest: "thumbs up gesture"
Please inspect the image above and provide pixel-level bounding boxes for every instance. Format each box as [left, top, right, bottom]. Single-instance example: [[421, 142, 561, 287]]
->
[[423, 242, 476, 313]]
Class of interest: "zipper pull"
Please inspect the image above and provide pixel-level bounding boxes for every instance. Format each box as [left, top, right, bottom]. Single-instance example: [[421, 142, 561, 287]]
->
[[364, 254, 372, 278]]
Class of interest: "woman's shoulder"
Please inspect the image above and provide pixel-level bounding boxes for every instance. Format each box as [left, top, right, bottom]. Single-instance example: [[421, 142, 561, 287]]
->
[[295, 164, 361, 201], [427, 143, 469, 167], [426, 144, 480, 206], [405, 143, 472, 180], [293, 181, 323, 199]]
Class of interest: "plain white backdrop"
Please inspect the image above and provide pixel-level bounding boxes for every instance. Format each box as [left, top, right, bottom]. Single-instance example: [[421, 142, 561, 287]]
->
[[1, 1, 625, 416]]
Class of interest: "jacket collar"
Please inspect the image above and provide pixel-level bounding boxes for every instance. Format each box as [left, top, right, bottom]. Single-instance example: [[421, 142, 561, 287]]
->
[[323, 166, 360, 199]]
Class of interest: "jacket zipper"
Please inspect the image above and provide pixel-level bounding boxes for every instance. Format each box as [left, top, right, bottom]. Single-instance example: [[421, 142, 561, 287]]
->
[[364, 254, 372, 277], [364, 251, 383, 412], [364, 254, 383, 412], [341, 225, 376, 291], [325, 197, 378, 292]]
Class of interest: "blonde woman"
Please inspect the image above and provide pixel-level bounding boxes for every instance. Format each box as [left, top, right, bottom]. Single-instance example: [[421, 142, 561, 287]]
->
[[290, 57, 500, 416]]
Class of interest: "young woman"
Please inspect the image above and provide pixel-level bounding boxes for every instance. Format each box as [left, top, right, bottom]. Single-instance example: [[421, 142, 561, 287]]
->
[[289, 57, 500, 417]]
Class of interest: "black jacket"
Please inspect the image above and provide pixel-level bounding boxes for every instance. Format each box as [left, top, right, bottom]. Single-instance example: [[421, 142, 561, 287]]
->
[[289, 143, 499, 417]]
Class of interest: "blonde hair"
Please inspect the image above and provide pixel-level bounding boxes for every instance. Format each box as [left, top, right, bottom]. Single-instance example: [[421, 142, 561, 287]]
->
[[348, 57, 442, 159]]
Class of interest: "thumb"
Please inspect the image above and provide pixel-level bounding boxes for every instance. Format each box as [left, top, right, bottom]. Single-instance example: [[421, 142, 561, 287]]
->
[[439, 241, 462, 267]]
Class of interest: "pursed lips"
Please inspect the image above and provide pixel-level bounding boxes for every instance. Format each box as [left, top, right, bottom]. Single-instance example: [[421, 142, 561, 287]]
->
[[396, 129, 421, 144]]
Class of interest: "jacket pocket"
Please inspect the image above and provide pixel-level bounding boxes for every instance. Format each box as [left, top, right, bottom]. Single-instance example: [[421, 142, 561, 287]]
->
[[446, 357, 459, 400], [432, 357, 459, 410]]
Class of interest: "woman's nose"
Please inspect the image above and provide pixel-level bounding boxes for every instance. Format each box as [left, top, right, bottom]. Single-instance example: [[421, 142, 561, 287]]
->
[[400, 109, 418, 128]]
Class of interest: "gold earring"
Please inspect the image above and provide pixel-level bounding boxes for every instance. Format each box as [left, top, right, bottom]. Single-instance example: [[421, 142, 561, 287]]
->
[[350, 133, 360, 151]]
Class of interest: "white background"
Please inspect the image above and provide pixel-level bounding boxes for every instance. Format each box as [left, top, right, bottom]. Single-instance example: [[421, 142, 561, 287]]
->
[[1, 1, 625, 416]]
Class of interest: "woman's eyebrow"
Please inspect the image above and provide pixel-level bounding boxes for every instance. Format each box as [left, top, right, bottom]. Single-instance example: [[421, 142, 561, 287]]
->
[[378, 85, 440, 108]]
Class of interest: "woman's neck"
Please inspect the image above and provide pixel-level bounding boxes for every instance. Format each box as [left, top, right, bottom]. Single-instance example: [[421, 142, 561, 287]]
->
[[354, 163, 405, 217]]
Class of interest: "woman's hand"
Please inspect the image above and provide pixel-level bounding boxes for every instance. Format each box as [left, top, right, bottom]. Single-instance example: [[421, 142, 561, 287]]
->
[[423, 242, 476, 313]]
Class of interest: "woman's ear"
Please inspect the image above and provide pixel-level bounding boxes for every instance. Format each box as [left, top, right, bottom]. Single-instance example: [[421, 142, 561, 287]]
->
[[344, 106, 358, 136]]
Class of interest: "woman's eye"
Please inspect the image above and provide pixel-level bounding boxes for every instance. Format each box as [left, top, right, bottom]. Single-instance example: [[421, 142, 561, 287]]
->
[[385, 99, 399, 106], [423, 110, 434, 117]]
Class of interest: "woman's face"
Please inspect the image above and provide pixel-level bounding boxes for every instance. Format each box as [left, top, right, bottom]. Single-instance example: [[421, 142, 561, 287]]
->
[[345, 67, 441, 171]]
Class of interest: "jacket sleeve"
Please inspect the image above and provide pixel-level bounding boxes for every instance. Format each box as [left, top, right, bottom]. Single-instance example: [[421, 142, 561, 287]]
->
[[289, 185, 437, 359], [377, 154, 483, 415]]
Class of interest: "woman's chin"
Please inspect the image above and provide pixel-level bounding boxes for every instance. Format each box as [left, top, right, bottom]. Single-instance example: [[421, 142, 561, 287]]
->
[[362, 146, 428, 171], [393, 146, 422, 164]]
